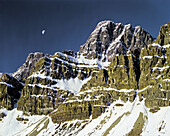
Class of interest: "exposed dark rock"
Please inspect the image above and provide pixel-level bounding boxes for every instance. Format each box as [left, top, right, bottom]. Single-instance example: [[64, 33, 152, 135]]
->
[[79, 21, 153, 61], [12, 52, 45, 82]]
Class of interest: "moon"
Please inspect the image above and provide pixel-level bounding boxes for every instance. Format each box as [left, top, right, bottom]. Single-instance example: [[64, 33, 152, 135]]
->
[[42, 29, 46, 35]]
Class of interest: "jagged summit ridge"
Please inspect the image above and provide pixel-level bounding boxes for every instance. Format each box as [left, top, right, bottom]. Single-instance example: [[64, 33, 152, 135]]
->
[[155, 22, 170, 46], [79, 20, 153, 61], [12, 52, 45, 82]]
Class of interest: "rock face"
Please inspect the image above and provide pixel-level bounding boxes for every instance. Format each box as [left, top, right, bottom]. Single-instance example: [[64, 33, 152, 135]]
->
[[138, 23, 170, 109], [0, 73, 23, 110], [17, 52, 99, 115], [79, 21, 153, 61], [155, 23, 170, 46], [1, 21, 170, 136], [15, 21, 154, 122], [16, 21, 153, 118], [51, 51, 138, 123], [12, 52, 45, 82], [51, 23, 169, 123]]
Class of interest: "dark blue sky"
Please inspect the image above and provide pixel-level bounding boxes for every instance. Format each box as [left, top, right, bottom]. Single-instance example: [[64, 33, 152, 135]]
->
[[0, 0, 170, 73]]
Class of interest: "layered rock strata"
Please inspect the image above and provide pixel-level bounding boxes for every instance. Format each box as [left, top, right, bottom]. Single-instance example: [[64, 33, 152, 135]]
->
[[0, 73, 23, 110]]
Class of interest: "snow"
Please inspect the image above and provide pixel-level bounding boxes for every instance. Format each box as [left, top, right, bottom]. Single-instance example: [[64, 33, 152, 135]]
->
[[138, 85, 153, 93], [53, 78, 82, 94], [37, 117, 57, 136], [152, 66, 169, 72], [28, 72, 92, 94], [27, 50, 111, 95], [76, 53, 110, 68], [155, 74, 162, 79], [79, 87, 135, 95], [142, 56, 153, 59], [107, 25, 126, 52], [94, 20, 113, 34], [142, 54, 166, 60], [135, 25, 141, 29], [87, 21, 138, 61], [151, 43, 162, 48], [28, 83, 58, 91], [151, 43, 170, 49], [163, 79, 170, 82], [0, 108, 34, 136], [163, 44, 170, 48], [0, 108, 56, 136], [37, 119, 47, 131], [107, 98, 145, 136], [0, 82, 14, 88], [142, 107, 170, 136], [52, 77, 91, 94]]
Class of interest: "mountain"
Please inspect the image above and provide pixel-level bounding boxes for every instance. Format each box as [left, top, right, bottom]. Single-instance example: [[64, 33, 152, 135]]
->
[[79, 21, 153, 61], [0, 21, 170, 136], [12, 52, 45, 82]]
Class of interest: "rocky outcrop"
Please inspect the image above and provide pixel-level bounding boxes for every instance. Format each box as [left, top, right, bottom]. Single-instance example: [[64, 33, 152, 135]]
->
[[17, 83, 74, 115], [17, 52, 99, 115], [50, 86, 137, 123], [155, 23, 170, 46], [0, 73, 24, 110], [79, 21, 153, 61], [80, 48, 140, 91], [12, 52, 45, 82], [138, 23, 170, 108], [51, 23, 169, 123], [50, 50, 139, 123]]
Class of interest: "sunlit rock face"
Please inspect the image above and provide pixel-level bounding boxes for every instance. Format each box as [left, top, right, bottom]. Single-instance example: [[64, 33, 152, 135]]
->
[[138, 23, 170, 109]]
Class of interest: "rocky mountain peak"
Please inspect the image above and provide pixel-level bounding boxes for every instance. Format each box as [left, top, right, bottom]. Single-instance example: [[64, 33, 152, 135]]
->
[[155, 23, 170, 46], [12, 52, 45, 82], [25, 52, 44, 63], [79, 20, 153, 61]]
